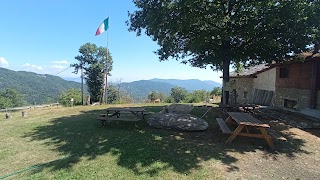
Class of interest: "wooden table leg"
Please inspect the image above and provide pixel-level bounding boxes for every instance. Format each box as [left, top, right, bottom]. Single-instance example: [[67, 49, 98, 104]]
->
[[259, 127, 275, 149], [226, 124, 245, 143], [225, 116, 233, 124]]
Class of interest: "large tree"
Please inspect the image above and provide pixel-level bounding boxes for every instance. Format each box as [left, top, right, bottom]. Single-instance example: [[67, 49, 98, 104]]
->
[[127, 0, 319, 104], [71, 43, 113, 103]]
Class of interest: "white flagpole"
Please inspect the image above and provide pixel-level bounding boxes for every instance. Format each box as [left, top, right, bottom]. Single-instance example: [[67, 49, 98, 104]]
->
[[104, 17, 109, 104]]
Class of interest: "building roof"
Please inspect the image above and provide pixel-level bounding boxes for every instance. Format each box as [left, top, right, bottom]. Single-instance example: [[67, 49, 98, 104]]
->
[[300, 52, 320, 58], [229, 64, 271, 78], [229, 52, 320, 78]]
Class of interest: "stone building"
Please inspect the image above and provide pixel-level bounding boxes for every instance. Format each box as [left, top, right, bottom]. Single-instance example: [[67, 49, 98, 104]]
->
[[223, 53, 320, 113]]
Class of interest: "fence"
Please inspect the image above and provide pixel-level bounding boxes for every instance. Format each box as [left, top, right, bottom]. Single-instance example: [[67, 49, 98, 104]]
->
[[0, 103, 60, 112]]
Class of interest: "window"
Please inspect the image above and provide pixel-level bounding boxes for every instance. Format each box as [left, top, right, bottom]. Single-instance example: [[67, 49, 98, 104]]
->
[[284, 99, 297, 109], [243, 91, 248, 99], [279, 67, 289, 78]]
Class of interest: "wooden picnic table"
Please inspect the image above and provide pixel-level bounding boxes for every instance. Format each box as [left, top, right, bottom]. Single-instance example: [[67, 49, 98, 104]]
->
[[219, 104, 258, 112], [98, 107, 146, 127], [216, 112, 275, 149]]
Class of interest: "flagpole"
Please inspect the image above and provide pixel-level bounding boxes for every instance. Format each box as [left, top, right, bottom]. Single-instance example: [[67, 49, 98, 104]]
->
[[105, 22, 109, 104]]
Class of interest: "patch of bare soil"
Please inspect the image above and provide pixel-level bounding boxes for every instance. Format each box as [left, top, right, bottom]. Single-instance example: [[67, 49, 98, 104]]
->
[[218, 108, 320, 179]]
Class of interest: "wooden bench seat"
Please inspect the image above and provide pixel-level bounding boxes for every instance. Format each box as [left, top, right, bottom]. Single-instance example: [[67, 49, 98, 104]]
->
[[267, 129, 287, 141], [97, 118, 140, 121], [216, 118, 232, 134]]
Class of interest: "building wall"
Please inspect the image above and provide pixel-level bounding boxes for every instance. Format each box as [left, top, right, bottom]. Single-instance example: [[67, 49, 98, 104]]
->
[[227, 78, 254, 104], [275, 61, 312, 89], [274, 61, 320, 110], [274, 87, 311, 110], [253, 67, 276, 91], [236, 78, 255, 104]]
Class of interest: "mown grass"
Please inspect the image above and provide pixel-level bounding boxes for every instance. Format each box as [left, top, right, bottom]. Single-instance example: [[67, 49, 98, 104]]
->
[[0, 103, 313, 179], [0, 104, 228, 179]]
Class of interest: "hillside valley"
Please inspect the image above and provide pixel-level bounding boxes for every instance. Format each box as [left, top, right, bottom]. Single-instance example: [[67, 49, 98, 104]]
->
[[0, 67, 221, 105]]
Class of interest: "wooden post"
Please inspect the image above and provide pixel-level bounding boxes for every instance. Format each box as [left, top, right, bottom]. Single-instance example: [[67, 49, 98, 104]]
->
[[5, 113, 11, 119], [86, 95, 91, 105], [22, 111, 28, 117]]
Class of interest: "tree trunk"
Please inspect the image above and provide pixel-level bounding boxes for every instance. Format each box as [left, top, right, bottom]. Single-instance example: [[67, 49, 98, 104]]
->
[[222, 58, 230, 105]]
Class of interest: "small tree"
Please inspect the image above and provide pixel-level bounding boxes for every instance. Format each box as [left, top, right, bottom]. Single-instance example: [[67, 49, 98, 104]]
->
[[165, 96, 175, 103], [170, 87, 188, 103], [107, 85, 118, 104], [210, 87, 222, 97], [157, 92, 166, 102], [148, 90, 158, 103], [59, 88, 82, 106]]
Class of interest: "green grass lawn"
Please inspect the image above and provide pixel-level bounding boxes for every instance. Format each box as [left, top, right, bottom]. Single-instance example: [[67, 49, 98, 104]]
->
[[0, 104, 227, 180], [1, 104, 318, 179]]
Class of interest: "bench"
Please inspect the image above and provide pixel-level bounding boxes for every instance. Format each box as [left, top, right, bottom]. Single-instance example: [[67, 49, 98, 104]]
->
[[216, 118, 232, 134], [267, 129, 287, 141], [97, 112, 142, 127]]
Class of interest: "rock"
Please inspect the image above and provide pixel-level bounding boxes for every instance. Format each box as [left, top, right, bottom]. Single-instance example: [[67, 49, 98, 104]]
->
[[147, 112, 208, 131], [161, 104, 194, 114]]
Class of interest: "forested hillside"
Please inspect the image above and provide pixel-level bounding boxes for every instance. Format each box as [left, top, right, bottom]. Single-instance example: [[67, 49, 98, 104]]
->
[[119, 79, 221, 102], [120, 80, 175, 102], [0, 68, 83, 105], [0, 67, 222, 105]]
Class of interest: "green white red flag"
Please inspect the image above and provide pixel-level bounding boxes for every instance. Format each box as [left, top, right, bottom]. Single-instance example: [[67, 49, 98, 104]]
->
[[95, 17, 109, 36]]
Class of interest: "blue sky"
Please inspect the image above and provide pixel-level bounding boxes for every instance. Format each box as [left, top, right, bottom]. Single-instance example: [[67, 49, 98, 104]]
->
[[0, 0, 222, 83]]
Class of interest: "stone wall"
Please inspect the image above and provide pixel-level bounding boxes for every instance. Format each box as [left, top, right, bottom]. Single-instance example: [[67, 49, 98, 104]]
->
[[274, 87, 311, 110], [228, 78, 254, 104]]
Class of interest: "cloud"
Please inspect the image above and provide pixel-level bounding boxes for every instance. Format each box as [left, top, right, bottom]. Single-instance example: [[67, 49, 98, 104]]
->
[[0, 57, 9, 67], [52, 60, 69, 65], [22, 63, 44, 71]]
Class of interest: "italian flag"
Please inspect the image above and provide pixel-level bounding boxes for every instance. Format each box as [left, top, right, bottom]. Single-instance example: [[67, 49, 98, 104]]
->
[[95, 17, 109, 36]]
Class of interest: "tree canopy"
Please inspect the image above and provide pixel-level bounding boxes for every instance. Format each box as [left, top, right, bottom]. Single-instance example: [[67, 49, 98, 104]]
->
[[0, 88, 24, 109], [71, 43, 113, 103], [170, 87, 188, 103], [128, 0, 319, 66], [128, 0, 319, 104]]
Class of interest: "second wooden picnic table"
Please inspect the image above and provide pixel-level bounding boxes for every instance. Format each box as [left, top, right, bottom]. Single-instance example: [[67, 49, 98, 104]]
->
[[217, 112, 275, 149], [98, 107, 146, 127]]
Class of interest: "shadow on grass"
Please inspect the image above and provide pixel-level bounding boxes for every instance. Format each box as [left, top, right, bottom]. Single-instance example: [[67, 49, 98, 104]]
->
[[23, 105, 309, 176]]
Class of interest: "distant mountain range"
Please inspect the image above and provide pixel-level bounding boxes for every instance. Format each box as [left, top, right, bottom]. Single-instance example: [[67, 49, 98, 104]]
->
[[150, 78, 221, 91], [0, 67, 221, 104], [0, 67, 84, 105], [119, 78, 221, 102]]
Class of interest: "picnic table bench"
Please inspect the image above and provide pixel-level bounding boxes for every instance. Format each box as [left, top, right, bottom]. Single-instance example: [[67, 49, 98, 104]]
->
[[216, 112, 275, 149], [98, 107, 146, 127]]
